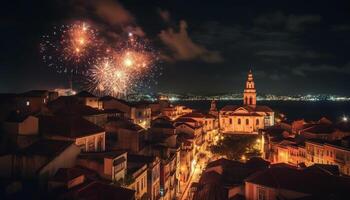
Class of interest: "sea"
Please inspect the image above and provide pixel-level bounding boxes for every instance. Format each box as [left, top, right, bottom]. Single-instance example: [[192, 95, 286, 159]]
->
[[173, 100, 350, 122]]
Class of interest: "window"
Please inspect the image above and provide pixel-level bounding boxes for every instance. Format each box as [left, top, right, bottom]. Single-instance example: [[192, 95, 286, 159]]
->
[[137, 181, 140, 193], [229, 119, 232, 124], [26, 101, 30, 106], [246, 119, 249, 125], [258, 187, 267, 200], [238, 118, 241, 124], [141, 177, 144, 190], [256, 119, 259, 125]]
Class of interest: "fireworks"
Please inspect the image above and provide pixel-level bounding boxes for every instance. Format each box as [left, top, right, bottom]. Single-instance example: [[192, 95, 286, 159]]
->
[[41, 21, 159, 97], [87, 31, 159, 97], [40, 21, 102, 74]]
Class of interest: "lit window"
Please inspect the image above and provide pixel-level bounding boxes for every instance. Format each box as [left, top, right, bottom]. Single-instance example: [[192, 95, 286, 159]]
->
[[26, 101, 30, 106], [246, 119, 249, 125]]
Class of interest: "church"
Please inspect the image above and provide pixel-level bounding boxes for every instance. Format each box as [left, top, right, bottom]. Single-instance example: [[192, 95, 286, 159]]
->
[[219, 70, 274, 134]]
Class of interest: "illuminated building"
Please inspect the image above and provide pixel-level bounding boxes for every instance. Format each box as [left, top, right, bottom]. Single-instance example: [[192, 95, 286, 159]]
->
[[305, 137, 350, 176], [99, 96, 152, 129], [219, 70, 274, 134]]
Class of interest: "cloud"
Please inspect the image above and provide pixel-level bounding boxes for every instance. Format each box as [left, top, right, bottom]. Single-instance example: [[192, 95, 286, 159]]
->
[[286, 14, 321, 32], [158, 9, 171, 23], [254, 11, 321, 32], [94, 0, 134, 25], [331, 24, 350, 32], [69, 0, 145, 37], [291, 63, 350, 76], [256, 50, 323, 59], [159, 20, 223, 63]]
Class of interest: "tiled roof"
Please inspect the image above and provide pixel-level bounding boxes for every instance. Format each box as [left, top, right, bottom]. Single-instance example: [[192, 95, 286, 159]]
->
[[99, 95, 116, 101], [19, 90, 48, 97], [73, 181, 135, 200], [107, 118, 144, 131], [41, 116, 105, 138], [302, 123, 335, 134], [305, 164, 340, 176], [175, 117, 198, 123], [76, 91, 97, 98], [193, 171, 227, 200], [221, 105, 273, 113], [245, 166, 350, 196], [52, 166, 98, 182], [5, 111, 33, 123], [48, 96, 102, 116], [175, 122, 202, 129], [181, 112, 206, 118], [18, 139, 73, 158]]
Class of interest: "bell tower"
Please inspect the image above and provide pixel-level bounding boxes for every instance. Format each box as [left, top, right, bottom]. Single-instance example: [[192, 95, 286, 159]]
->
[[243, 69, 256, 106]]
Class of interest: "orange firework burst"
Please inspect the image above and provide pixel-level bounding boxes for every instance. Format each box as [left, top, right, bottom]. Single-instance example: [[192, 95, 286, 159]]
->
[[40, 21, 102, 74], [67, 23, 91, 59], [88, 57, 130, 97], [41, 22, 160, 96], [87, 32, 159, 97], [63, 22, 99, 62]]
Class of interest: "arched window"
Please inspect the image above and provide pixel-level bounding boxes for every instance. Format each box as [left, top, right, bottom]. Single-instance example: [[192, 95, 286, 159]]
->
[[249, 97, 253, 105], [256, 119, 259, 125], [229, 119, 232, 124], [238, 118, 241, 125], [246, 119, 249, 125], [245, 97, 248, 104]]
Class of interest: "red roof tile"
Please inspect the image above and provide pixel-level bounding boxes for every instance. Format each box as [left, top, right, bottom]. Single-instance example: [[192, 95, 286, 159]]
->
[[41, 116, 104, 138]]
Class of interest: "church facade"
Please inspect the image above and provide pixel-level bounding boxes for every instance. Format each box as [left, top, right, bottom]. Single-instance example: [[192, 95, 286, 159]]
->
[[219, 70, 274, 134]]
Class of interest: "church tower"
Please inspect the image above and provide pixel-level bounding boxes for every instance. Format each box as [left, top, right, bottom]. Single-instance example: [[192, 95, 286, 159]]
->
[[243, 70, 257, 106], [209, 100, 218, 116]]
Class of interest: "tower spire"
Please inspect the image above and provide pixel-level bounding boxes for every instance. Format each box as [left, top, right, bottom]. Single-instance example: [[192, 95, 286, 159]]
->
[[243, 69, 256, 106]]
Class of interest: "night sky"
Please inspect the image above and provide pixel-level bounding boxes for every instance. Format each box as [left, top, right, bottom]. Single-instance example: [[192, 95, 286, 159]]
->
[[1, 0, 350, 95]]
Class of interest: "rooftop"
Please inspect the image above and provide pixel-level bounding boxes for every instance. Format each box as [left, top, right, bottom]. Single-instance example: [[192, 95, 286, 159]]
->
[[19, 90, 48, 98], [5, 111, 34, 123], [75, 91, 97, 98], [40, 116, 105, 138], [221, 105, 273, 113], [48, 96, 102, 116], [245, 166, 350, 196], [18, 139, 73, 158], [52, 166, 98, 182], [107, 117, 145, 131], [70, 181, 135, 200], [78, 151, 127, 164]]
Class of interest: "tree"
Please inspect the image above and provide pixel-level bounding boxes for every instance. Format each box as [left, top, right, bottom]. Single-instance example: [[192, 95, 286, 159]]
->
[[210, 135, 261, 160]]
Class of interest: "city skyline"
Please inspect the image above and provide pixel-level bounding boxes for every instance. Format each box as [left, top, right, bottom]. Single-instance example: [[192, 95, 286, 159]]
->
[[1, 0, 350, 95]]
